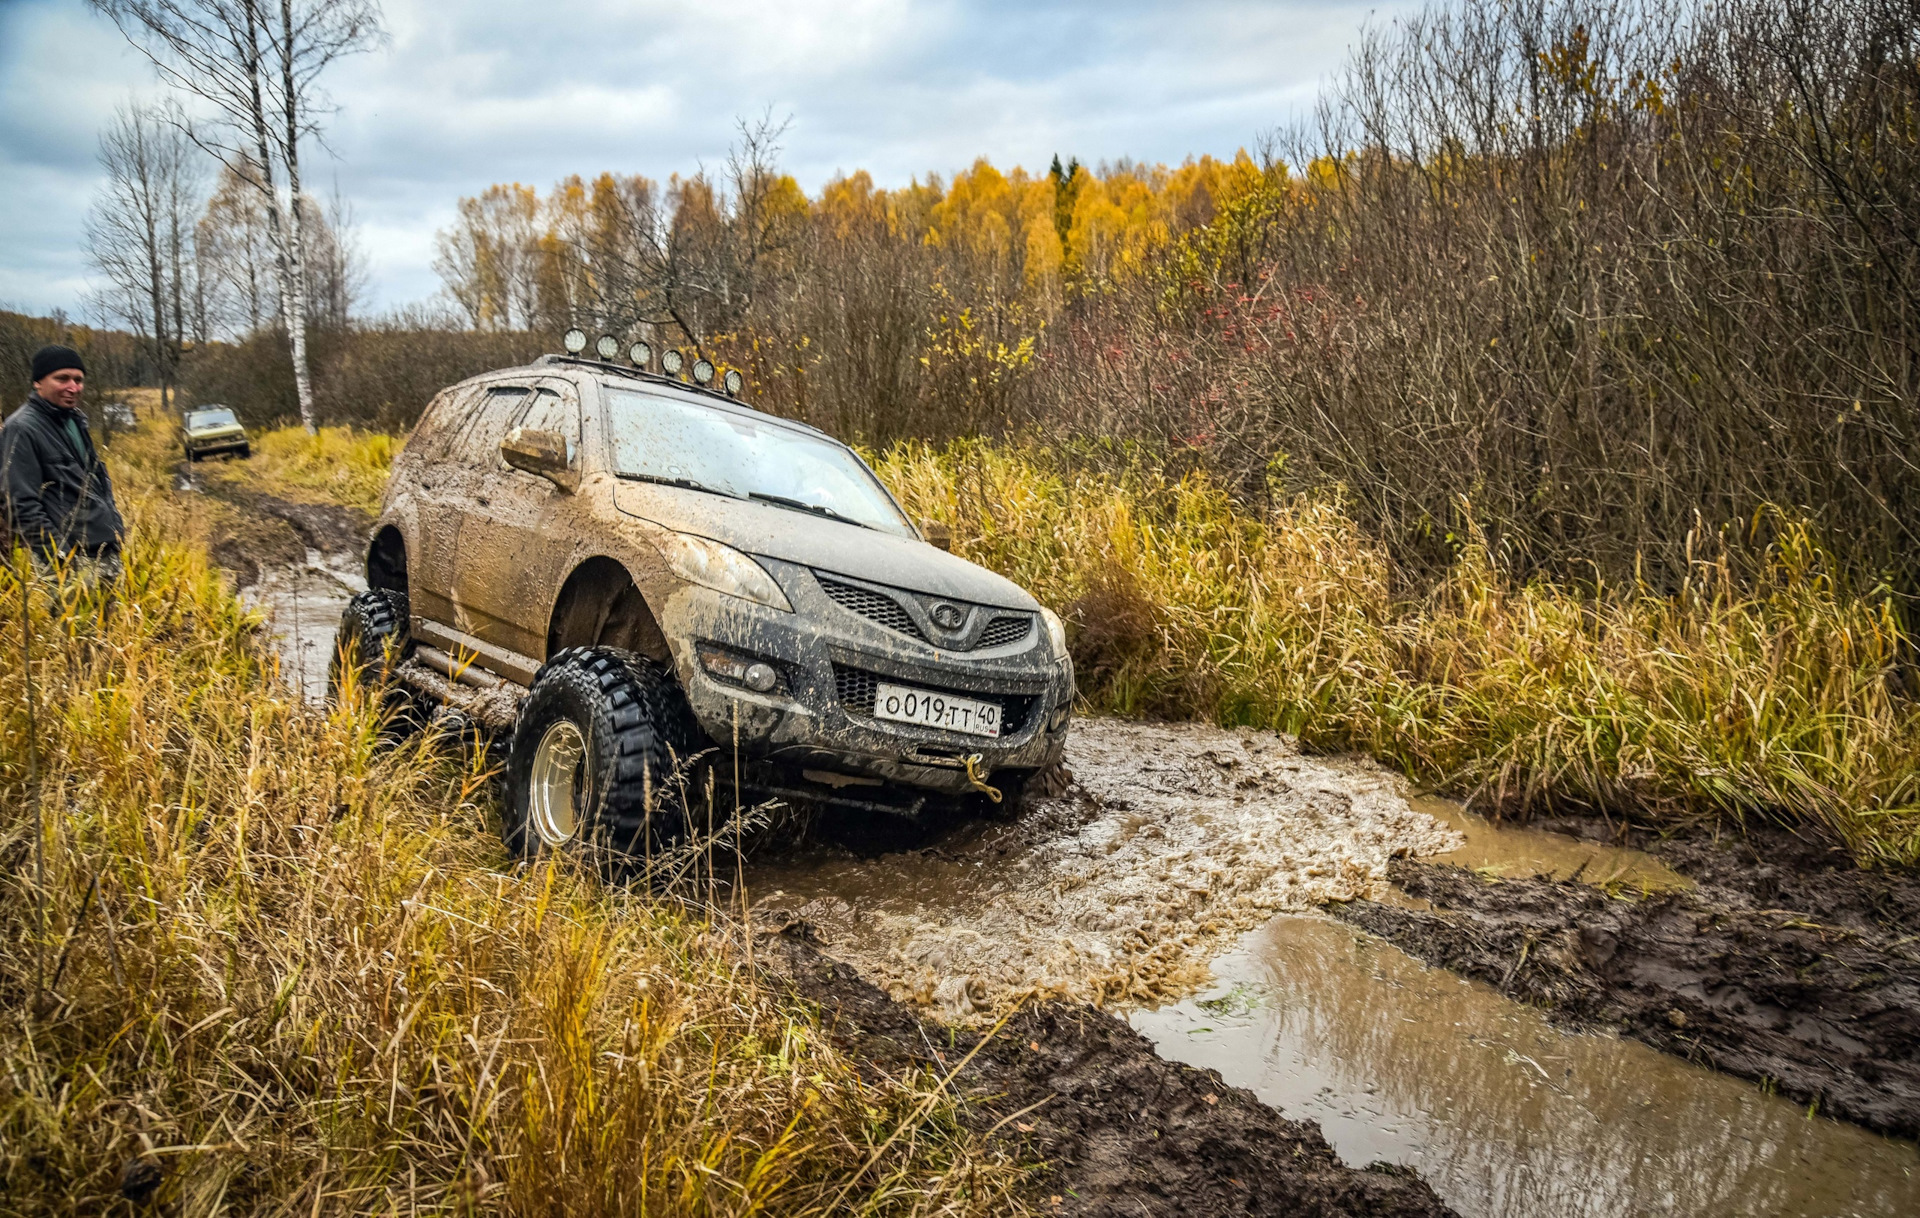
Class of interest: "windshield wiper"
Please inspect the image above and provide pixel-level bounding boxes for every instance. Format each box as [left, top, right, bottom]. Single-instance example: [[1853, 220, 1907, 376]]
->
[[619, 472, 742, 499], [747, 491, 873, 530]]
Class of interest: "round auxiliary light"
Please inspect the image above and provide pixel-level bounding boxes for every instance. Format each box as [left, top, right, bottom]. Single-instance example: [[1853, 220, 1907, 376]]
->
[[692, 358, 715, 386], [562, 328, 588, 354], [595, 334, 620, 360], [629, 340, 653, 368], [723, 368, 744, 396], [743, 662, 778, 693], [661, 347, 685, 376]]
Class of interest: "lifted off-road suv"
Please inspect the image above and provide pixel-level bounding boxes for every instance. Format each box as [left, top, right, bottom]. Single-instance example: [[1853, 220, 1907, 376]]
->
[[333, 338, 1074, 865]]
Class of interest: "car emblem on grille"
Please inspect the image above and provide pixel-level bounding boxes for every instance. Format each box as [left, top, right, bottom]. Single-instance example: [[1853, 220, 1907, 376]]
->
[[930, 602, 965, 630]]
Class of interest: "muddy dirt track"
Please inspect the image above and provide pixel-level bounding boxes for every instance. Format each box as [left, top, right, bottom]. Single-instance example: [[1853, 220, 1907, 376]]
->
[[1336, 825, 1920, 1139], [221, 496, 1920, 1216], [761, 933, 1455, 1217]]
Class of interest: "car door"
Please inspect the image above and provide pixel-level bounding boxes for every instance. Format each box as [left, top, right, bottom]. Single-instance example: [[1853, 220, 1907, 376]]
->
[[404, 383, 522, 625], [449, 379, 584, 661], [420, 382, 532, 639]]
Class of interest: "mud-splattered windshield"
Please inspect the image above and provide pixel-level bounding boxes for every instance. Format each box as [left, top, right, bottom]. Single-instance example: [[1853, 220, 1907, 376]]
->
[[186, 408, 239, 429], [604, 387, 915, 537]]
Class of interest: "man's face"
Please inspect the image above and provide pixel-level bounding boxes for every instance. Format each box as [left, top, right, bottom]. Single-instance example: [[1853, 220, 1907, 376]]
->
[[34, 368, 84, 411]]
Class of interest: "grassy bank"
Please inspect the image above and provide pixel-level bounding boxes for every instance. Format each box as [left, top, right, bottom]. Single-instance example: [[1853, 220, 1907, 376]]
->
[[881, 444, 1920, 867], [0, 436, 1026, 1212], [216, 422, 1920, 865]]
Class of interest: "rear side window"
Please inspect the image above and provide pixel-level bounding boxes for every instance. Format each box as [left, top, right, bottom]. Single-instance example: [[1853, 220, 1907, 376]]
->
[[515, 387, 579, 463], [446, 386, 531, 467]]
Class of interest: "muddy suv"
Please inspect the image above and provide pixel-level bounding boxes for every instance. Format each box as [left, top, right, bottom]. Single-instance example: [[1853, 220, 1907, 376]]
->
[[335, 342, 1073, 864]]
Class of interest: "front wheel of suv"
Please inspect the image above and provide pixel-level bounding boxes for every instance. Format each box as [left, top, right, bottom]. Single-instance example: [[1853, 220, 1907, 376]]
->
[[502, 647, 708, 874], [328, 588, 411, 705]]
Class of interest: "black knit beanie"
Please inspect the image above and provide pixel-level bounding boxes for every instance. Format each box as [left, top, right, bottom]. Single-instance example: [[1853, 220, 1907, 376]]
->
[[30, 345, 85, 383]]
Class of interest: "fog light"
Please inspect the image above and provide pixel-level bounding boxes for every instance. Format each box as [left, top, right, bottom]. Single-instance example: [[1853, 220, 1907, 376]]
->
[[595, 334, 620, 360], [692, 357, 715, 385], [697, 644, 782, 694], [563, 328, 588, 354], [662, 348, 685, 376], [1048, 700, 1071, 731], [629, 340, 652, 367]]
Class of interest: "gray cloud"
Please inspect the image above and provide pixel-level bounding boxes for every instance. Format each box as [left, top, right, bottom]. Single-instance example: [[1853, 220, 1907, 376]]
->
[[0, 0, 1410, 317]]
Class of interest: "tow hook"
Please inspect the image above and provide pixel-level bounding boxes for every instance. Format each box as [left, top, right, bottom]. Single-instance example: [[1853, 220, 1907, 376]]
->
[[964, 753, 1003, 803]]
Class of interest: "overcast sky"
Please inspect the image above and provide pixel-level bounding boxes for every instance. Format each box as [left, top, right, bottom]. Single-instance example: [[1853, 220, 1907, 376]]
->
[[0, 0, 1411, 319]]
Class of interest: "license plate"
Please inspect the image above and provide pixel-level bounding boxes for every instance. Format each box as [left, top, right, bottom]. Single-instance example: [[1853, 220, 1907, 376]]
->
[[872, 681, 1002, 738]]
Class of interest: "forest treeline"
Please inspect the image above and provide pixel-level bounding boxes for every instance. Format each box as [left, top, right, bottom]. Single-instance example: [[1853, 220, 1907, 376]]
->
[[426, 0, 1920, 598], [70, 0, 1920, 597]]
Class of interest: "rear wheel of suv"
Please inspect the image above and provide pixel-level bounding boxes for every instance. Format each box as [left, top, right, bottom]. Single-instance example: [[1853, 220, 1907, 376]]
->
[[502, 647, 708, 873], [328, 588, 411, 706]]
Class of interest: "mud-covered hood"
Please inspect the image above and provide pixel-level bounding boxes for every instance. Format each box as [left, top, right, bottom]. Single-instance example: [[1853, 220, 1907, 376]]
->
[[614, 481, 1039, 610]]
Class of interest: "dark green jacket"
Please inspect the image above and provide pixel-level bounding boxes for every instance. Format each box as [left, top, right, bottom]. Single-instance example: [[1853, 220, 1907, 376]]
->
[[0, 394, 125, 559]]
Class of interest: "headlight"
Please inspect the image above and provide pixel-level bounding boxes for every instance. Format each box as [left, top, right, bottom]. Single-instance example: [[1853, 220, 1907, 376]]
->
[[1040, 606, 1069, 658], [659, 531, 792, 611]]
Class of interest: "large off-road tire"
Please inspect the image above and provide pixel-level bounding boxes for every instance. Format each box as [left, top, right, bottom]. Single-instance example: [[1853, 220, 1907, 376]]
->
[[327, 588, 411, 705], [237, 443, 252, 459], [502, 647, 709, 872]]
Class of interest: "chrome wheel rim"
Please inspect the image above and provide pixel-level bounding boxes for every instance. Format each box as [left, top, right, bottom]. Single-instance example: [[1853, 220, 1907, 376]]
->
[[528, 719, 587, 847]]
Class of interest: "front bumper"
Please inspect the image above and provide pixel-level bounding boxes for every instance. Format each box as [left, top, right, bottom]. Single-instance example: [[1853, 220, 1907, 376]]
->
[[188, 431, 249, 455], [655, 558, 1073, 796]]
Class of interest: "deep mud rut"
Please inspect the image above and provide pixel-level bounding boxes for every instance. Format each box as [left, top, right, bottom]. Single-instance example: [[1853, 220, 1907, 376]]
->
[[1336, 837, 1920, 1139]]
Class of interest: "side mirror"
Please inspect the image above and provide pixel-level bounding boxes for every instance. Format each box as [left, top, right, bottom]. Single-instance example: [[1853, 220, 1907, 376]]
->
[[501, 427, 577, 492], [921, 519, 952, 551]]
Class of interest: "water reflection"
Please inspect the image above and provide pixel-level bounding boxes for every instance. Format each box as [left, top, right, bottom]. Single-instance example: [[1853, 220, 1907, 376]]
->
[[1413, 794, 1689, 892], [1133, 914, 1919, 1218]]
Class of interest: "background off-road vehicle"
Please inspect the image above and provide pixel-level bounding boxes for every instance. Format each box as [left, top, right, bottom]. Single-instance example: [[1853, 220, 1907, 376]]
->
[[334, 333, 1074, 865]]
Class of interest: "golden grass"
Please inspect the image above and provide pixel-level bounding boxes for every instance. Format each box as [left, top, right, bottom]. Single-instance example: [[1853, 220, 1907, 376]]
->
[[0, 427, 1027, 1213], [876, 441, 1920, 866], [203, 423, 398, 515]]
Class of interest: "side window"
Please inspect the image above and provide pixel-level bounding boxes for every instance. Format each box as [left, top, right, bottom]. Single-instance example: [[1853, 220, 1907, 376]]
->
[[514, 387, 579, 464], [447, 386, 530, 468], [410, 385, 483, 462]]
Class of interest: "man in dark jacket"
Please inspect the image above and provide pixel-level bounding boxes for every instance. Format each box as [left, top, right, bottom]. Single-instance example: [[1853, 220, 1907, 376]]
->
[[1, 345, 125, 579]]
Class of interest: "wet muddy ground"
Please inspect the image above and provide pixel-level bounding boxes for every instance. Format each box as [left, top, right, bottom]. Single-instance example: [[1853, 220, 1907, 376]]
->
[[761, 932, 1457, 1217], [1336, 848, 1920, 1139], [227, 504, 1920, 1216]]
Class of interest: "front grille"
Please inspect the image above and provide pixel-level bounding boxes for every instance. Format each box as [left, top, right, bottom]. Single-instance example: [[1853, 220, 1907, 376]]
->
[[833, 664, 1041, 735], [978, 614, 1034, 648], [817, 576, 925, 642]]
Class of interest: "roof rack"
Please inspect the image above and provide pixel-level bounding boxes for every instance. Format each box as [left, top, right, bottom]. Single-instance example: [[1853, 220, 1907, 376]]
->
[[527, 354, 831, 439]]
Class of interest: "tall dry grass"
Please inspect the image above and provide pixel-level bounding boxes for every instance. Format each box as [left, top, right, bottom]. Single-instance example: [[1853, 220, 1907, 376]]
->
[[878, 441, 1920, 866], [0, 449, 1027, 1211], [203, 422, 399, 515]]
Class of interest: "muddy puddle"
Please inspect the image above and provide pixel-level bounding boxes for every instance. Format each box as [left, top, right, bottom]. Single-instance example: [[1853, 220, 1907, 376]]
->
[[1134, 914, 1919, 1217], [746, 720, 1462, 1014], [242, 550, 361, 699], [743, 732, 1917, 1215]]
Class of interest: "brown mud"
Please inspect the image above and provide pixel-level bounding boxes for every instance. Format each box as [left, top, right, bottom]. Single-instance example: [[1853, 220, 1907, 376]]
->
[[747, 720, 1461, 1015], [1333, 852, 1920, 1138], [759, 930, 1457, 1217]]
